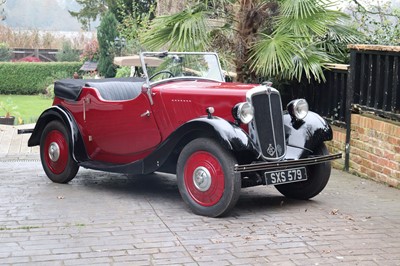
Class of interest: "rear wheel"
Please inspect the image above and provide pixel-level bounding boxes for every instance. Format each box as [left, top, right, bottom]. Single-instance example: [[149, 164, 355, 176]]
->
[[275, 143, 331, 200], [40, 120, 79, 183], [177, 138, 241, 217]]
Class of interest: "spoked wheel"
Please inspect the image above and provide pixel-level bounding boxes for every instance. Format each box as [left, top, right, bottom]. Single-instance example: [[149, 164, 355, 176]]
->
[[40, 120, 79, 183], [275, 143, 331, 200], [177, 138, 241, 217]]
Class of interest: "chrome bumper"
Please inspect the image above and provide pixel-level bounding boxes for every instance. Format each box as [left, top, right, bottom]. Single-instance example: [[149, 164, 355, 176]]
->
[[234, 153, 342, 173]]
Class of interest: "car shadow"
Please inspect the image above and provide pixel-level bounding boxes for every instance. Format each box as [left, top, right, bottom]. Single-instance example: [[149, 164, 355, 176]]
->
[[69, 169, 311, 216], [71, 170, 181, 199], [235, 191, 311, 214]]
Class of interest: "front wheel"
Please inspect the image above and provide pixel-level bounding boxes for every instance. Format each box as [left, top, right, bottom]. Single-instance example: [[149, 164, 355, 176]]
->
[[275, 143, 331, 200], [177, 138, 241, 217], [40, 120, 79, 183]]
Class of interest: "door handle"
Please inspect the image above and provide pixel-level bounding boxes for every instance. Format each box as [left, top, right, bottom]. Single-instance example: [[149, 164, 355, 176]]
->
[[140, 110, 151, 117]]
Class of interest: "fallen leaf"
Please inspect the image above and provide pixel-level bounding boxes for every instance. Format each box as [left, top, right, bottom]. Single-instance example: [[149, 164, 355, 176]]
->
[[330, 209, 339, 215]]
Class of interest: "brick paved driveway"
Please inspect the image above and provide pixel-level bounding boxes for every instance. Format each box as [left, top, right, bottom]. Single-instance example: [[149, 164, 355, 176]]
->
[[0, 158, 399, 266]]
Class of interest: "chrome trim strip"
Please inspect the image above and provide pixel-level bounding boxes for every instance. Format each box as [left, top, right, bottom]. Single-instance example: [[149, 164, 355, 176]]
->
[[234, 153, 342, 173], [267, 93, 278, 158]]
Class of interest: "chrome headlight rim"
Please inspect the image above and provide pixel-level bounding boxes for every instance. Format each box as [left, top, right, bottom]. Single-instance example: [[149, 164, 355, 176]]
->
[[233, 102, 254, 124], [287, 98, 309, 120]]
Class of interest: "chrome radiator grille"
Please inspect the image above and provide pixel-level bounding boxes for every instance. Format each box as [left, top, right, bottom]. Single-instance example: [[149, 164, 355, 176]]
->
[[249, 88, 286, 160]]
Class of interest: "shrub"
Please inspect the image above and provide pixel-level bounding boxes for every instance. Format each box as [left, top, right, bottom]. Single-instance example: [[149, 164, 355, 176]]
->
[[115, 66, 131, 78], [0, 62, 81, 94], [81, 39, 99, 62], [98, 11, 118, 78], [56, 41, 80, 62], [0, 42, 12, 62]]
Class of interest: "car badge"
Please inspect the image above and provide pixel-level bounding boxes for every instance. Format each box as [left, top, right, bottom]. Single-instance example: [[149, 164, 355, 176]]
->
[[267, 144, 275, 156], [266, 87, 272, 95]]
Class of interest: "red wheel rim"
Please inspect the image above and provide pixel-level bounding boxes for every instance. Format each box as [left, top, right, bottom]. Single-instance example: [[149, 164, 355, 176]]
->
[[184, 151, 224, 207], [44, 130, 68, 174]]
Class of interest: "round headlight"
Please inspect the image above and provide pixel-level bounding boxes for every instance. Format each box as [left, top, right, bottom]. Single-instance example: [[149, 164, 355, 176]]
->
[[234, 102, 254, 124], [287, 99, 309, 120]]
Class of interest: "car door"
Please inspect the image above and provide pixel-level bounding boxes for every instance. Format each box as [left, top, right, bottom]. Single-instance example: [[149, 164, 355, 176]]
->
[[84, 91, 161, 163]]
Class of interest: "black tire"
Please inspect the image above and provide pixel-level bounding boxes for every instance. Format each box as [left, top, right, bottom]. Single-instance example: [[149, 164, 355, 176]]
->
[[40, 120, 79, 183], [275, 143, 331, 200], [177, 138, 241, 217]]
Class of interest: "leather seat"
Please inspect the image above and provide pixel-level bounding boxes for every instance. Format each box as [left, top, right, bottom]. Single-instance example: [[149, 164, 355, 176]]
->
[[86, 81, 144, 101]]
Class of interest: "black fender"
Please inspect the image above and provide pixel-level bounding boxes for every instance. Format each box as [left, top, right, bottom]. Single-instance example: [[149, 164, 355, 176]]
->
[[142, 116, 260, 174], [284, 111, 333, 159], [28, 105, 89, 162]]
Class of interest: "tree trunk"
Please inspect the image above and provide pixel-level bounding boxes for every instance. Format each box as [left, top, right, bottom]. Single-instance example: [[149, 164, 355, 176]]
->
[[157, 0, 192, 15], [234, 0, 278, 83]]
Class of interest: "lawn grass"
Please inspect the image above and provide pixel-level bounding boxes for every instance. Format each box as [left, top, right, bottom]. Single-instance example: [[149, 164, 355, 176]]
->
[[0, 95, 53, 124]]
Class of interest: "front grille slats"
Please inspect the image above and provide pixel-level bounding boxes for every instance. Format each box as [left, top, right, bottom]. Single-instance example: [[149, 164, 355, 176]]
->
[[249, 89, 286, 160]]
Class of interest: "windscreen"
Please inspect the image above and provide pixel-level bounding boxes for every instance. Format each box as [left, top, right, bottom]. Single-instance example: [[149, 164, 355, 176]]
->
[[142, 53, 224, 82]]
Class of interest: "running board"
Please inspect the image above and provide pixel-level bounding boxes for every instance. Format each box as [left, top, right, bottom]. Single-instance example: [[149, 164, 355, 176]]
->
[[17, 129, 34, 134]]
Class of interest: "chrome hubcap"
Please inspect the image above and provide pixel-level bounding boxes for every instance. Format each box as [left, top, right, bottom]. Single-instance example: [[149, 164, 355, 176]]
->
[[48, 142, 60, 162], [193, 166, 212, 192]]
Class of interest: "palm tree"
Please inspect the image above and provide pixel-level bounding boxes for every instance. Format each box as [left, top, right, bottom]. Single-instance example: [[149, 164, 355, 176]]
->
[[250, 0, 361, 82], [142, 0, 361, 83]]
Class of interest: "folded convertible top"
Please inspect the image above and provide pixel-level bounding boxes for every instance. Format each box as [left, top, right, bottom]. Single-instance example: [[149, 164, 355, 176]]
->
[[54, 77, 145, 101]]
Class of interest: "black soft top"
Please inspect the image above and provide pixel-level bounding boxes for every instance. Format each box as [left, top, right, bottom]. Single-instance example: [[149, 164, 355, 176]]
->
[[54, 77, 145, 101]]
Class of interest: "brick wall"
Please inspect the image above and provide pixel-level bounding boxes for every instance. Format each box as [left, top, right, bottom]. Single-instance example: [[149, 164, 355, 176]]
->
[[326, 114, 400, 188], [326, 126, 346, 170]]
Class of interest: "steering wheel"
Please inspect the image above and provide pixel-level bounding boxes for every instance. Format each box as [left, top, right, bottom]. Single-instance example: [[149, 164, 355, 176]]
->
[[149, 70, 175, 80]]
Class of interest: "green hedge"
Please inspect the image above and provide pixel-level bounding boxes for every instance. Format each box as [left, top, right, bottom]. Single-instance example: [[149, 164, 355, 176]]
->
[[0, 62, 81, 94]]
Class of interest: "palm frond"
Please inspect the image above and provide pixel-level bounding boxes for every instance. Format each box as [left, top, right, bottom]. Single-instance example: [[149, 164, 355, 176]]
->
[[286, 44, 333, 82], [250, 33, 303, 78], [142, 4, 212, 51], [279, 0, 334, 20], [249, 0, 361, 82], [316, 20, 364, 62], [276, 2, 343, 37], [250, 32, 335, 82]]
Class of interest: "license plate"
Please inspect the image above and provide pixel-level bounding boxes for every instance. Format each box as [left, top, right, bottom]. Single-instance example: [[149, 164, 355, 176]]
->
[[265, 167, 307, 185]]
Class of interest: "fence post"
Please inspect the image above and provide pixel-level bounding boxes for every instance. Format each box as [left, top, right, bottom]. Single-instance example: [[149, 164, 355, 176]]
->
[[34, 49, 39, 60], [345, 51, 356, 172]]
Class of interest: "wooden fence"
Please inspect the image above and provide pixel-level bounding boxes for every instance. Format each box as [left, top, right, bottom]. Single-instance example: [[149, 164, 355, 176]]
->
[[285, 45, 400, 127], [12, 48, 58, 62], [282, 64, 349, 127], [285, 44, 400, 171], [348, 44, 400, 121]]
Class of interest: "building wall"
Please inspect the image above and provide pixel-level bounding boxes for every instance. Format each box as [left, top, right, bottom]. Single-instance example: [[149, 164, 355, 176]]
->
[[326, 114, 400, 188]]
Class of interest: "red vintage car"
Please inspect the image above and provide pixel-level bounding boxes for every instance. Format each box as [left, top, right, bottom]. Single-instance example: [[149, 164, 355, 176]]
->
[[26, 52, 341, 217]]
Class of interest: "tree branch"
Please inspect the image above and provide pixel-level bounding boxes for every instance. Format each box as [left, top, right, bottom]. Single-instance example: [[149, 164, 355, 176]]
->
[[350, 0, 399, 17]]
